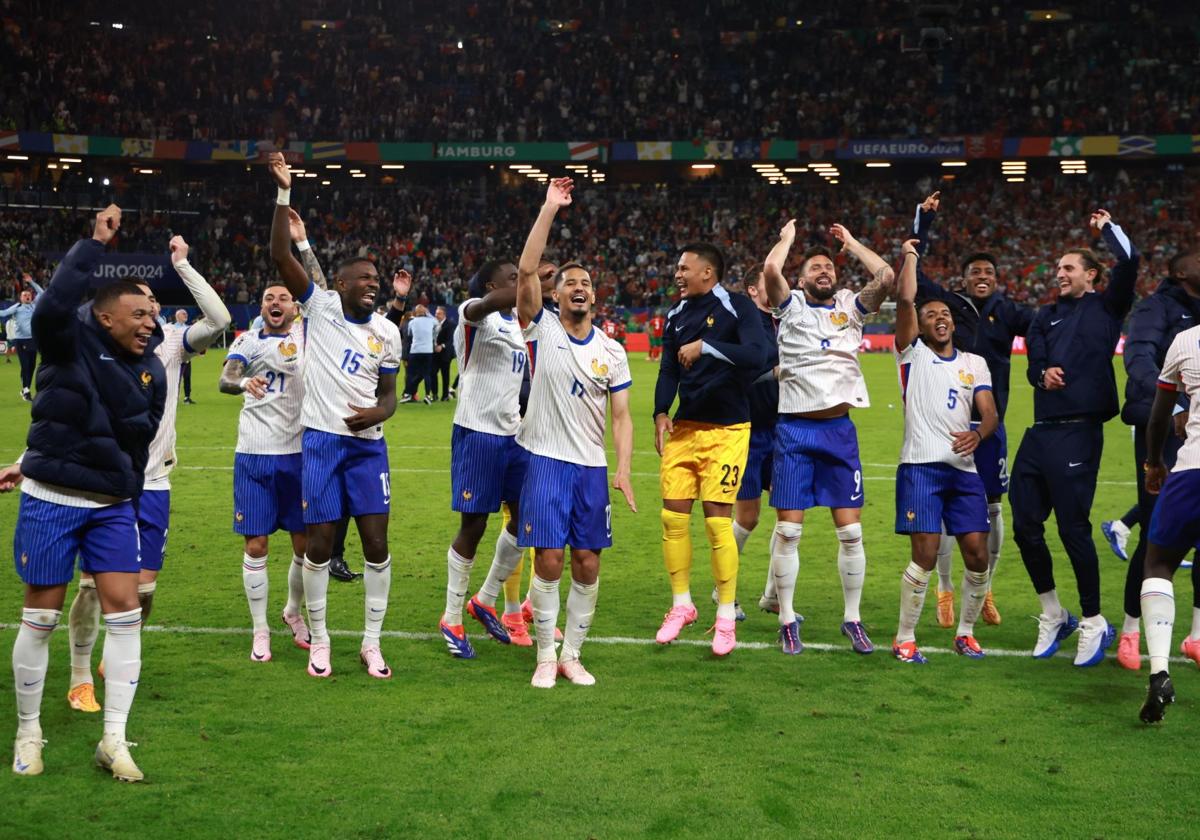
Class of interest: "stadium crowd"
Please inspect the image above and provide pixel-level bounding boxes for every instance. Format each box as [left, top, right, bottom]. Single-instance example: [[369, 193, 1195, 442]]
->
[[3, 0, 1198, 141], [3, 167, 1197, 317]]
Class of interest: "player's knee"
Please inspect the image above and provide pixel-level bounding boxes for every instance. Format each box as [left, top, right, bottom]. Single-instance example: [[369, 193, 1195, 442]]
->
[[661, 507, 690, 539], [1012, 526, 1045, 549], [736, 512, 759, 532], [835, 522, 862, 546], [773, 520, 803, 547], [703, 515, 733, 546], [244, 536, 269, 558]]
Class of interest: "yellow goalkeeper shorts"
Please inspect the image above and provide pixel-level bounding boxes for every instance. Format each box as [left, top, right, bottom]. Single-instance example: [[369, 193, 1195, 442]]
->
[[660, 421, 751, 503]]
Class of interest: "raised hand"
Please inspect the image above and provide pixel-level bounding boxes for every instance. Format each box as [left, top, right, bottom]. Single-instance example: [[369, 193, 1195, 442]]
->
[[778, 218, 797, 243], [287, 208, 307, 242], [902, 238, 920, 257], [267, 152, 291, 190], [92, 204, 121, 245], [168, 234, 189, 264], [829, 223, 859, 252], [1089, 209, 1112, 232], [545, 177, 574, 209], [392, 269, 412, 298], [921, 191, 941, 213]]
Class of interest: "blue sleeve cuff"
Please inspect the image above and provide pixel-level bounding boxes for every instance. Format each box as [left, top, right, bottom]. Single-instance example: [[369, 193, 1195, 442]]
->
[[776, 294, 793, 311], [974, 384, 993, 393], [298, 281, 316, 304], [226, 353, 248, 365], [610, 380, 632, 393], [855, 297, 869, 315], [379, 366, 399, 375], [530, 307, 544, 324], [182, 329, 196, 355]]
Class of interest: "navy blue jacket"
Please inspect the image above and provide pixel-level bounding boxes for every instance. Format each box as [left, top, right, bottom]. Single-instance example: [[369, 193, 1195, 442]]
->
[[23, 238, 167, 499], [1025, 223, 1139, 423], [747, 306, 779, 430], [1121, 278, 1200, 427], [654, 286, 768, 425], [913, 206, 1035, 421]]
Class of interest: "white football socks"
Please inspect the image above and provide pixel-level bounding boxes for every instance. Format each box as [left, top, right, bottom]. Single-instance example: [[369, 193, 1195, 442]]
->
[[732, 520, 752, 555], [13, 608, 60, 737], [443, 546, 474, 626], [476, 528, 523, 608], [957, 568, 990, 637], [935, 528, 954, 592], [530, 575, 560, 663], [68, 578, 100, 687], [303, 556, 331, 644], [986, 503, 1004, 590], [285, 554, 306, 616], [1192, 606, 1200, 641], [1122, 613, 1141, 635], [836, 523, 866, 623], [561, 578, 599, 663], [242, 553, 269, 631], [102, 608, 142, 743], [897, 562, 932, 644], [1141, 577, 1174, 674], [363, 556, 391, 646], [771, 521, 802, 625]]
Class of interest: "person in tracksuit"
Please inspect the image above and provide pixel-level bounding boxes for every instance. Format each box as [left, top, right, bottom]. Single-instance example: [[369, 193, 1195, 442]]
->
[[1012, 209, 1138, 667], [911, 191, 1035, 629], [1113, 249, 1200, 669], [0, 276, 46, 401]]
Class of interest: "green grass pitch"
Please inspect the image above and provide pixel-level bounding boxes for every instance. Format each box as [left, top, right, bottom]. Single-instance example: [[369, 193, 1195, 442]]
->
[[1, 349, 1197, 839]]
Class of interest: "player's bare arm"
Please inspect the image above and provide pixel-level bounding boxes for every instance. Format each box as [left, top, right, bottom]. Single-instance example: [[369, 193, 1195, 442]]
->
[[0, 462, 22, 492], [218, 357, 268, 398], [1144, 385, 1178, 494], [831, 224, 894, 312], [516, 178, 573, 324], [610, 388, 637, 512], [465, 271, 555, 322], [344, 371, 398, 432], [763, 218, 796, 308], [170, 234, 232, 350], [288, 209, 328, 290], [894, 238, 920, 351], [952, 388, 998, 456], [267, 152, 310, 300]]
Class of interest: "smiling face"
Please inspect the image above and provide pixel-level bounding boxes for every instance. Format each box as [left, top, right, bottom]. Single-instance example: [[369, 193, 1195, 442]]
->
[[99, 292, 157, 355], [962, 259, 997, 300], [1056, 252, 1097, 299], [337, 260, 381, 318], [554, 266, 595, 318], [800, 253, 837, 302], [260, 285, 295, 331], [917, 299, 955, 351], [674, 252, 718, 298]]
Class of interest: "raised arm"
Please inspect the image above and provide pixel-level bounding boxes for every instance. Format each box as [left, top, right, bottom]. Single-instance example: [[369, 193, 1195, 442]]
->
[[34, 205, 120, 363], [517, 178, 573, 324], [894, 239, 920, 351], [763, 218, 796, 308], [610, 387, 637, 512], [266, 152, 311, 301], [913, 191, 939, 257], [831, 224, 894, 313], [288, 208, 328, 291], [27, 277, 45, 300], [1092, 209, 1139, 319], [169, 236, 231, 354]]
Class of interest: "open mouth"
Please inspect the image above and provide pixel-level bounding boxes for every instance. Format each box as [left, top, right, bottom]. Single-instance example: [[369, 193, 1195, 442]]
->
[[268, 306, 284, 319], [134, 332, 151, 351], [361, 291, 377, 306], [974, 282, 991, 295], [934, 323, 950, 338], [569, 291, 588, 306]]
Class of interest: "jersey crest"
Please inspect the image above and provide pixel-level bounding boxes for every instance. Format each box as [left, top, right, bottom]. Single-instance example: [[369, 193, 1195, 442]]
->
[[958, 369, 976, 387], [591, 357, 610, 381], [366, 334, 383, 356], [279, 340, 299, 359], [830, 311, 850, 329]]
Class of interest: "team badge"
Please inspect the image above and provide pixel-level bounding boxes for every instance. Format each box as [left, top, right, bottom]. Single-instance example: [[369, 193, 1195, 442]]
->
[[988, 315, 996, 323], [235, 512, 244, 522], [906, 511, 915, 521], [302, 500, 308, 510], [590, 358, 609, 381], [525, 522, 533, 534], [366, 335, 383, 355], [830, 311, 850, 329], [461, 490, 473, 501], [140, 370, 152, 388], [20, 552, 27, 567], [279, 341, 298, 358], [705, 315, 715, 327], [958, 369, 975, 387]]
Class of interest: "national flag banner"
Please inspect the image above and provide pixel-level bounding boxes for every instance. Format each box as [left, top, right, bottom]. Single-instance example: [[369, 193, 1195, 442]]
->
[[52, 134, 89, 154], [1048, 136, 1082, 156], [1154, 134, 1192, 155], [568, 141, 603, 160], [635, 141, 671, 161], [0, 131, 18, 150], [610, 142, 638, 161], [121, 138, 156, 158], [733, 140, 760, 159], [185, 141, 214, 160], [1193, 135, 1200, 154], [1015, 136, 1052, 156], [1079, 135, 1119, 156], [309, 141, 347, 161], [88, 136, 124, 156], [670, 141, 707, 161], [703, 140, 734, 159], [212, 140, 257, 161], [153, 140, 188, 160], [1118, 135, 1155, 156], [17, 132, 53, 153], [346, 142, 381, 163]]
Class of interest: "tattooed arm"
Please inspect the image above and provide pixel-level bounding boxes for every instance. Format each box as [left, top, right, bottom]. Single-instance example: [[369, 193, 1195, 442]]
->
[[829, 223, 894, 314], [219, 357, 268, 397], [288, 208, 328, 290]]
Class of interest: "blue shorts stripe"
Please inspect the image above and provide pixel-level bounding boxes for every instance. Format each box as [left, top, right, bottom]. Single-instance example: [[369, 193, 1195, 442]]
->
[[14, 496, 140, 586], [450, 425, 529, 513], [517, 454, 611, 550], [895, 463, 989, 535], [1149, 469, 1200, 551], [737, 426, 775, 501], [234, 453, 305, 535], [771, 415, 863, 511], [970, 421, 1009, 497], [136, 489, 170, 572], [302, 429, 391, 524]]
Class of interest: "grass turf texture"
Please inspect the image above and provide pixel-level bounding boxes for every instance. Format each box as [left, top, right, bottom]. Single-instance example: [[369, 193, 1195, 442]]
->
[[1, 349, 1198, 839]]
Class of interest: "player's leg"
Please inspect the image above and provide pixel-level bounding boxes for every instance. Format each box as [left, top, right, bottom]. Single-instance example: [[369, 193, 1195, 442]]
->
[[499, 503, 532, 646], [695, 423, 749, 655], [1185, 556, 1200, 665], [657, 422, 700, 643], [520, 456, 575, 686], [66, 572, 101, 711], [975, 421, 1008, 625], [1048, 424, 1113, 667], [953, 532, 990, 658], [16, 339, 36, 397], [354, 512, 393, 678], [944, 468, 992, 657], [443, 425, 489, 653], [767, 418, 817, 632], [530, 547, 565, 688], [234, 453, 275, 662], [934, 527, 956, 628], [559, 547, 601, 686], [299, 430, 346, 677], [328, 516, 358, 581], [468, 438, 529, 644], [769, 508, 804, 654], [1010, 426, 1077, 657], [276, 452, 310, 648], [892, 464, 941, 663], [133, 488, 170, 623], [1119, 427, 1154, 668]]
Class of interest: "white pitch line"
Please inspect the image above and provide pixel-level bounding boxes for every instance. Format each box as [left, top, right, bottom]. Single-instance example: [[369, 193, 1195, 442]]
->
[[0, 623, 1187, 664]]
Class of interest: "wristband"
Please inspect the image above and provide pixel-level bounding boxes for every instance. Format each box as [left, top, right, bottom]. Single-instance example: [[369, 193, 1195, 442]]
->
[[276, 187, 291, 206], [297, 239, 311, 252], [239, 377, 251, 392]]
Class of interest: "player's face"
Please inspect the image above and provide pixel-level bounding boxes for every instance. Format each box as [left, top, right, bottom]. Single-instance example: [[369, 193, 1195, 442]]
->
[[1055, 253, 1096, 299], [674, 252, 716, 298], [337, 261, 380, 316], [174, 309, 187, 324], [260, 286, 295, 330], [801, 256, 837, 301], [489, 263, 519, 291], [918, 301, 955, 347], [135, 282, 161, 320], [746, 272, 771, 312], [963, 260, 997, 299], [19, 291, 31, 304], [99, 292, 157, 355], [555, 268, 594, 316]]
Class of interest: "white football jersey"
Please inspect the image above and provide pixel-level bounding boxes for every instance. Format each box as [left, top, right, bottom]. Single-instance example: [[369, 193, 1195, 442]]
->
[[518, 309, 631, 467], [896, 339, 993, 471], [144, 325, 194, 490], [775, 288, 870, 414], [452, 301, 525, 436], [1158, 325, 1200, 472], [299, 285, 402, 440], [226, 322, 306, 455]]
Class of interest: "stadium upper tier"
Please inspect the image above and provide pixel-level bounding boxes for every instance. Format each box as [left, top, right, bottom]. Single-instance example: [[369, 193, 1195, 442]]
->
[[3, 1, 1197, 142]]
